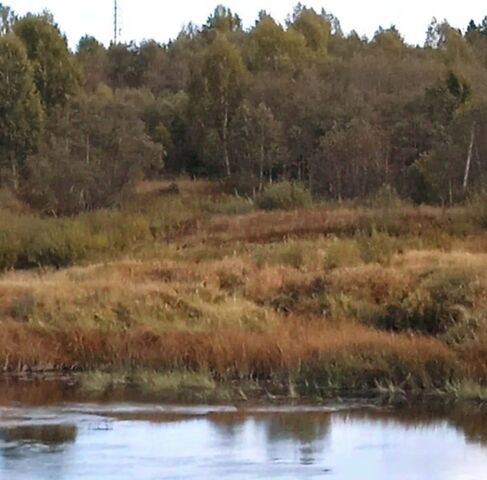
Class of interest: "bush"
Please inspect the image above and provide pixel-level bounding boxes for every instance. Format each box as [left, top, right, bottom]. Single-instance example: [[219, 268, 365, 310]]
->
[[356, 229, 400, 264], [255, 182, 312, 211], [373, 268, 479, 337], [325, 239, 362, 269], [0, 209, 152, 271]]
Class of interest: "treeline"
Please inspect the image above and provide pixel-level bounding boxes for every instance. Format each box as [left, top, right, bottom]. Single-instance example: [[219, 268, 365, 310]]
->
[[1, 3, 487, 213]]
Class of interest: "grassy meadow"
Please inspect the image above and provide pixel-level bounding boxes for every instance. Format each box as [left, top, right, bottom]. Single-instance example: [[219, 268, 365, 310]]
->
[[1, 180, 487, 401]]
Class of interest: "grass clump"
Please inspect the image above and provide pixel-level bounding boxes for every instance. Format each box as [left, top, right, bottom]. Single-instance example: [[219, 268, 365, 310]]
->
[[0, 210, 152, 271], [356, 229, 401, 264], [373, 268, 481, 337], [325, 238, 362, 269], [255, 182, 312, 211]]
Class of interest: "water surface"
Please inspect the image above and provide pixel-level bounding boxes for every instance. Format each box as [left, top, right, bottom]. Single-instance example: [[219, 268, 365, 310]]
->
[[0, 386, 486, 479]]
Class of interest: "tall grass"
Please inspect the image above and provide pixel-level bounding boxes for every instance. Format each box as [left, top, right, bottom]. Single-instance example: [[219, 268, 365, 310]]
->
[[0, 179, 486, 398]]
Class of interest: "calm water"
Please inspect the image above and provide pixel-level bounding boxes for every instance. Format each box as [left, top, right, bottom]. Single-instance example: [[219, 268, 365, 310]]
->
[[0, 386, 486, 479]]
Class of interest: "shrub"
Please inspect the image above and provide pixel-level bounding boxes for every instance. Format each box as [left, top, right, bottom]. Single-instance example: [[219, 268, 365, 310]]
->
[[0, 209, 152, 271], [255, 182, 312, 211], [356, 229, 400, 264], [373, 268, 480, 337], [325, 239, 362, 269]]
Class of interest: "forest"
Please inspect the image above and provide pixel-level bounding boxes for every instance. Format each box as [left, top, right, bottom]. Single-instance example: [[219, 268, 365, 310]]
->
[[1, 3, 487, 214]]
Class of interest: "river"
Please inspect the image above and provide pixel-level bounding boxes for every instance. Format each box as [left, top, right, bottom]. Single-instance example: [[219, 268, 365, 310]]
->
[[0, 384, 486, 479]]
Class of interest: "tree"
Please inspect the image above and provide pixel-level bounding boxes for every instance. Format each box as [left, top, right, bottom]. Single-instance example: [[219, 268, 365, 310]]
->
[[106, 42, 140, 89], [228, 101, 284, 191], [0, 34, 43, 188], [22, 90, 162, 215], [289, 5, 331, 57], [76, 35, 107, 91], [246, 12, 307, 72], [14, 12, 79, 109], [312, 120, 388, 200], [0, 3, 15, 35], [373, 26, 406, 54], [204, 5, 242, 35], [190, 33, 247, 177]]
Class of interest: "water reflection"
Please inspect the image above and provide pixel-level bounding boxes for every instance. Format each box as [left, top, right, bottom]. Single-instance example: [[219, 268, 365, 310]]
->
[[0, 424, 77, 480], [208, 412, 332, 466], [340, 404, 487, 447], [2, 424, 77, 447], [0, 383, 486, 480]]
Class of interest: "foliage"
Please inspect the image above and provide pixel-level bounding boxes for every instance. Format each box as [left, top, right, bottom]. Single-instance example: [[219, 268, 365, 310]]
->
[[0, 5, 486, 205], [13, 13, 79, 109], [0, 34, 43, 187], [255, 182, 312, 210], [21, 91, 163, 215]]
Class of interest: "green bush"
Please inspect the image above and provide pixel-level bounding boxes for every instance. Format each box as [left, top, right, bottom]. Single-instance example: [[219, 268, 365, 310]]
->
[[0, 209, 152, 271], [373, 268, 479, 337], [325, 239, 362, 269], [255, 182, 312, 211], [356, 229, 400, 264]]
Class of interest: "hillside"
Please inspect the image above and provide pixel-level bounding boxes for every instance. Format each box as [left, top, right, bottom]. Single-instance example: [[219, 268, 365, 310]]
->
[[0, 180, 486, 401]]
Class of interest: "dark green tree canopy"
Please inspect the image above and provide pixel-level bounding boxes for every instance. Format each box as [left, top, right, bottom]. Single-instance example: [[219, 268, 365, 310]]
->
[[0, 3, 486, 208], [13, 13, 79, 109], [0, 33, 43, 185]]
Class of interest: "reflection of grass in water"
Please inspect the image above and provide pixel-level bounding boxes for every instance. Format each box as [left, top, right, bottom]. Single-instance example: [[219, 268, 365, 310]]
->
[[80, 370, 228, 401], [4, 425, 77, 445], [263, 413, 331, 445], [340, 403, 487, 448]]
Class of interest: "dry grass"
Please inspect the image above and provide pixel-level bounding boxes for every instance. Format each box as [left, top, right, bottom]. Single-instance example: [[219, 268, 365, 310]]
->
[[186, 205, 470, 245], [0, 318, 458, 390], [0, 180, 486, 396]]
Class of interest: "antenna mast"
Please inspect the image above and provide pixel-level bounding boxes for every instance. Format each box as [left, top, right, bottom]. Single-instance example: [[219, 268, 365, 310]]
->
[[113, 0, 118, 44]]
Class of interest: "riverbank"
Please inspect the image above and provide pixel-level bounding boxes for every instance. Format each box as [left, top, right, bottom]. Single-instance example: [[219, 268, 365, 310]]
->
[[0, 180, 486, 401]]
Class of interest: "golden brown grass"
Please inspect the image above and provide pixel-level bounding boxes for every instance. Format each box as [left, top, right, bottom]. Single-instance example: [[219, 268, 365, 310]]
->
[[0, 318, 457, 390], [0, 250, 481, 391], [0, 180, 486, 395], [187, 205, 469, 245]]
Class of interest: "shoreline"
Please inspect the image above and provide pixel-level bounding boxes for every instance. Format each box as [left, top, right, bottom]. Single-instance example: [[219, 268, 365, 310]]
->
[[1, 370, 486, 406]]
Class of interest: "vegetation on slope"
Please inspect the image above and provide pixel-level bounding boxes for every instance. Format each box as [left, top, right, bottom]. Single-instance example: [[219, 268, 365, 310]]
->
[[0, 180, 486, 400]]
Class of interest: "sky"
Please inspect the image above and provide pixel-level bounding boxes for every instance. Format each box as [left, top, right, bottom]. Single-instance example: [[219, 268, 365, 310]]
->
[[6, 0, 487, 49]]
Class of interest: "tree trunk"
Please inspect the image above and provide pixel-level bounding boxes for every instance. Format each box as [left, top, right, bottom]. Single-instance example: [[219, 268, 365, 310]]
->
[[86, 133, 91, 165], [222, 102, 231, 177], [10, 154, 18, 191], [259, 141, 264, 192], [463, 122, 476, 193]]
